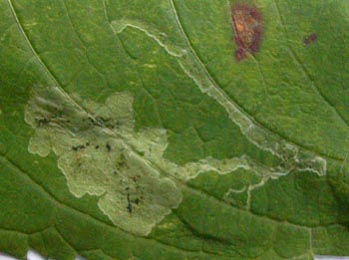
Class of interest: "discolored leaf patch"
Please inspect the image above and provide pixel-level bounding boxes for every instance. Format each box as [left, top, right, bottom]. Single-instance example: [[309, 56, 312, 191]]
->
[[231, 3, 263, 61], [303, 33, 317, 46]]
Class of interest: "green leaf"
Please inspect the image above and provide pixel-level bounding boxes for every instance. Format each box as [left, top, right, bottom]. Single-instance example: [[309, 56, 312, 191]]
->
[[1, 0, 349, 259]]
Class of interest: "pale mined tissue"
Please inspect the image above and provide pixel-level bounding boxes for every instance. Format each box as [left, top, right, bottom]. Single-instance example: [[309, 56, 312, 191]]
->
[[25, 85, 182, 235], [25, 85, 262, 235]]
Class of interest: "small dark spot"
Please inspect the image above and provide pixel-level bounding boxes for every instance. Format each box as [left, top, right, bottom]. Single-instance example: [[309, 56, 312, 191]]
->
[[133, 198, 140, 205], [106, 143, 111, 152], [125, 187, 130, 191], [113, 171, 118, 175], [126, 193, 132, 213], [72, 144, 86, 151], [95, 145, 99, 149], [303, 33, 317, 46], [126, 203, 132, 213], [35, 117, 50, 127], [86, 142, 90, 146]]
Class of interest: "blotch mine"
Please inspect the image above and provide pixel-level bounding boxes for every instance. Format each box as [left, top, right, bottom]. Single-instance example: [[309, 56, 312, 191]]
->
[[25, 86, 262, 236], [24, 85, 182, 236]]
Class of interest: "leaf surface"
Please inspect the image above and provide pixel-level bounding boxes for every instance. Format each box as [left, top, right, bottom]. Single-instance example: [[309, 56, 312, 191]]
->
[[1, 0, 349, 259]]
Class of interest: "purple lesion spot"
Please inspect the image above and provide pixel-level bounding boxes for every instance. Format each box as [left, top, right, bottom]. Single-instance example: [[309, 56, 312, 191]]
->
[[303, 33, 317, 46], [231, 3, 263, 61]]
